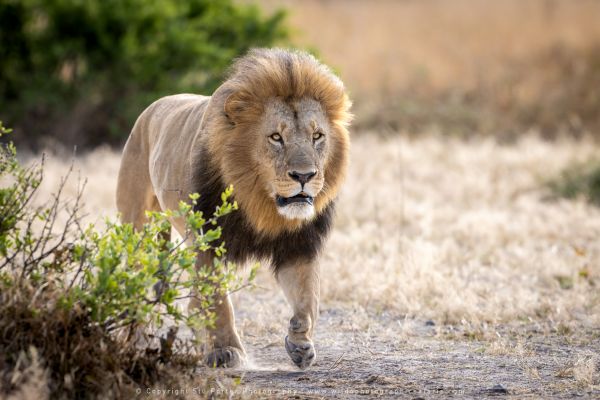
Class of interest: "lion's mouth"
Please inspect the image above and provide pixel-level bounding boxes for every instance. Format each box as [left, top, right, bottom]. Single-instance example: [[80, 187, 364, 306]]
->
[[276, 192, 314, 207]]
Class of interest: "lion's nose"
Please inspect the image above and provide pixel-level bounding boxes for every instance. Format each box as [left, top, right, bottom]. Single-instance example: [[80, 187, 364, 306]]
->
[[288, 170, 317, 185]]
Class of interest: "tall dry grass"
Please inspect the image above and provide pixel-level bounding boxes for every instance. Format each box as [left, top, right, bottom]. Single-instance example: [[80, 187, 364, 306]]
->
[[29, 133, 600, 328], [323, 133, 599, 326]]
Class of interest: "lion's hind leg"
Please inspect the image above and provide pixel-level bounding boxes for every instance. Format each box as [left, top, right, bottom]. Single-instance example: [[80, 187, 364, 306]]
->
[[116, 127, 175, 310], [116, 117, 162, 225], [116, 155, 159, 231]]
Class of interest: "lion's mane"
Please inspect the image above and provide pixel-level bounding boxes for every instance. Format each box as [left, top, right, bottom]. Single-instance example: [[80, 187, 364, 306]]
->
[[191, 48, 352, 269]]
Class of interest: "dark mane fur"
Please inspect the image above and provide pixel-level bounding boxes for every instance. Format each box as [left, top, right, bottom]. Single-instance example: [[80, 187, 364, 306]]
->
[[191, 148, 334, 272]]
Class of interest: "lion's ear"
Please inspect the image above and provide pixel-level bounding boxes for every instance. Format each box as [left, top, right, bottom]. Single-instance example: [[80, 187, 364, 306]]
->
[[223, 90, 260, 126], [223, 92, 244, 125]]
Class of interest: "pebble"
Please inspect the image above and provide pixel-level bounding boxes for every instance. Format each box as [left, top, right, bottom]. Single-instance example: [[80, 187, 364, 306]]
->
[[488, 384, 508, 394]]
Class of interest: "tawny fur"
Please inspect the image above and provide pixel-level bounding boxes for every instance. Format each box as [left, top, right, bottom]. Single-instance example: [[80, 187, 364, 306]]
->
[[116, 48, 351, 368]]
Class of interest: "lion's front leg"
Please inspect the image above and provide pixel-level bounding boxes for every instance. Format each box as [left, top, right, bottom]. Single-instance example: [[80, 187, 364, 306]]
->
[[277, 259, 320, 369], [189, 255, 246, 368], [189, 292, 246, 368]]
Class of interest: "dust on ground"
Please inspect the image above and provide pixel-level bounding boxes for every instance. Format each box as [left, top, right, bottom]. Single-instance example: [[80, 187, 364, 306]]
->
[[191, 275, 598, 399]]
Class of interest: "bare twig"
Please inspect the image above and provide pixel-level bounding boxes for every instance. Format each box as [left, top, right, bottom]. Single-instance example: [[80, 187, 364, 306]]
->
[[328, 351, 346, 371]]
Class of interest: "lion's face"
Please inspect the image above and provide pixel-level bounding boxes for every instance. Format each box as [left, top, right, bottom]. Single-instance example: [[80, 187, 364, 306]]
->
[[210, 48, 351, 235], [253, 97, 331, 220]]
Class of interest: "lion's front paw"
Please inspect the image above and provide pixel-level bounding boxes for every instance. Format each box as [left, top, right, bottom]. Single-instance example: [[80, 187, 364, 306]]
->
[[204, 346, 245, 368], [285, 336, 316, 369]]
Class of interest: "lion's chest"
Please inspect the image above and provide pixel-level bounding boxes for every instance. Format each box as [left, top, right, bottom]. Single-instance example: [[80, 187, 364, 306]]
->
[[206, 204, 334, 271]]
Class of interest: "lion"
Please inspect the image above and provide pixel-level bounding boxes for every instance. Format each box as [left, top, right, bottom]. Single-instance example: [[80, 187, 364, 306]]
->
[[116, 48, 352, 369]]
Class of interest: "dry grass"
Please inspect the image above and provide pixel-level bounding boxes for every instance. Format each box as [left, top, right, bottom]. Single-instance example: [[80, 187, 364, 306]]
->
[[30, 133, 600, 329], [573, 354, 599, 388], [323, 133, 600, 326], [555, 352, 599, 390], [24, 146, 122, 226], [3, 348, 49, 400], [20, 132, 599, 397]]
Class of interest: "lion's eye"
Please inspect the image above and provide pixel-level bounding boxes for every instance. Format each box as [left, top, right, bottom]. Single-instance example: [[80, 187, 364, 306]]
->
[[269, 133, 283, 143], [313, 132, 324, 141]]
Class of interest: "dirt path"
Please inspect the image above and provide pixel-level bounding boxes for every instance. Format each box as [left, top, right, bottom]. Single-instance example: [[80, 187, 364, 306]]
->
[[203, 288, 600, 399]]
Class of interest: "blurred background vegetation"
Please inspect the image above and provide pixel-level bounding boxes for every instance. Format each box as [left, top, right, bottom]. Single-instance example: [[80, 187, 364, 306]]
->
[[0, 0, 287, 149], [3, 0, 600, 149], [257, 0, 600, 140], [1, 0, 600, 198]]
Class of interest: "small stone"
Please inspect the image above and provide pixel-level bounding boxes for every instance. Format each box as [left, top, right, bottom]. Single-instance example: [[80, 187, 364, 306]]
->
[[489, 384, 508, 394]]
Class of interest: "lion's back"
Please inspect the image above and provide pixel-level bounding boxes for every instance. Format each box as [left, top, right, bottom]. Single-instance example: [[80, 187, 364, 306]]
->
[[120, 94, 212, 219], [143, 94, 209, 140]]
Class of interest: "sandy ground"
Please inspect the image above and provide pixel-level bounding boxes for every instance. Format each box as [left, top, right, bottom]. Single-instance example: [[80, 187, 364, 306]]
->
[[30, 133, 600, 398], [229, 300, 599, 399]]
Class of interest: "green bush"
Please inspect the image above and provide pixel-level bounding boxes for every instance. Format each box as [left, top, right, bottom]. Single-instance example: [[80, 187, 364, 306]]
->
[[0, 0, 288, 148], [549, 159, 600, 206], [0, 121, 254, 397]]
